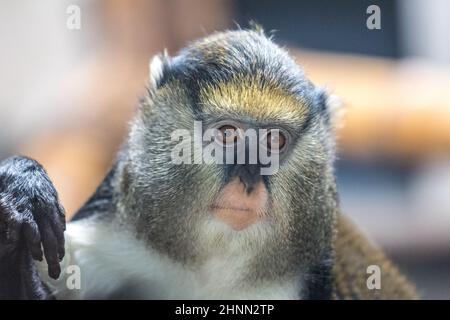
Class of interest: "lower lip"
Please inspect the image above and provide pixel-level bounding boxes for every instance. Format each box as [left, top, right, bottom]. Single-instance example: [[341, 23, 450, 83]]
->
[[210, 205, 252, 212], [210, 206, 262, 231]]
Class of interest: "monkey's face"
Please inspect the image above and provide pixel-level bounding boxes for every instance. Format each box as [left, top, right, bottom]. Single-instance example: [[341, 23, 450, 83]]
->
[[195, 78, 311, 233], [125, 30, 337, 267]]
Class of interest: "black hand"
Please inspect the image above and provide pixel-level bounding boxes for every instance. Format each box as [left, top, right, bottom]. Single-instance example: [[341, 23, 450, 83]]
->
[[0, 156, 66, 279]]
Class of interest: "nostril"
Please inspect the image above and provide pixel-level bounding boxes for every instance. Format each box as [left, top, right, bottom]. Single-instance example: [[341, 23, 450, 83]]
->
[[239, 165, 261, 194], [227, 164, 262, 194], [239, 176, 255, 194]]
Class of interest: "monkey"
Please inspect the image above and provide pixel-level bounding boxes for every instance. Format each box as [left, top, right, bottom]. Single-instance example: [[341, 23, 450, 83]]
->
[[0, 28, 418, 300]]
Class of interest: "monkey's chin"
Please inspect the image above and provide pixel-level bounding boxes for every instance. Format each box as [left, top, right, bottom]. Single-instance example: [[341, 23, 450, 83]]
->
[[209, 178, 269, 231]]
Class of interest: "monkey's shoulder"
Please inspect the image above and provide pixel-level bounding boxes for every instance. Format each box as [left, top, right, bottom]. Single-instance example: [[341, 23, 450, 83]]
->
[[333, 214, 418, 300], [71, 166, 117, 222]]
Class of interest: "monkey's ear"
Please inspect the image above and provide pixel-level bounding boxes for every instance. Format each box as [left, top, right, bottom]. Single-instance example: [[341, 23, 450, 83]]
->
[[315, 88, 344, 131], [148, 51, 171, 92]]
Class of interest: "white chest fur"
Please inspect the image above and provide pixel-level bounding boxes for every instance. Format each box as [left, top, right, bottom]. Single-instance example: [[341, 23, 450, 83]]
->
[[37, 219, 301, 300]]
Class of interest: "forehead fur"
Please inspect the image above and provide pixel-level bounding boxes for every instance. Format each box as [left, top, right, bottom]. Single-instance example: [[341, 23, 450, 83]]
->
[[199, 75, 308, 122], [157, 30, 316, 122]]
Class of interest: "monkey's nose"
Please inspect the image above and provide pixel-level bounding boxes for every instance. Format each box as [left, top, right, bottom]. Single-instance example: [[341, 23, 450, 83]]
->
[[229, 165, 261, 194]]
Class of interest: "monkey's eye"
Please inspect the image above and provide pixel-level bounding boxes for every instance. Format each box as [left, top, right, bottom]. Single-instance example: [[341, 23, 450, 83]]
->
[[217, 125, 239, 146], [266, 130, 287, 152]]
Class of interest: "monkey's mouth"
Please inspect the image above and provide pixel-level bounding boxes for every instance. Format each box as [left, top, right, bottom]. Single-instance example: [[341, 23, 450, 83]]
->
[[210, 205, 254, 212], [209, 178, 269, 231]]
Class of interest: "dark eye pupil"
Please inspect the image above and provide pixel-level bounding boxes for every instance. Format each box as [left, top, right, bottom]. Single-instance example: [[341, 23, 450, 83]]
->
[[267, 131, 286, 151], [218, 125, 238, 144]]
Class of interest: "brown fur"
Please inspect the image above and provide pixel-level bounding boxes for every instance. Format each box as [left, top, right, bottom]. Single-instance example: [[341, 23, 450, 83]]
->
[[334, 213, 418, 299]]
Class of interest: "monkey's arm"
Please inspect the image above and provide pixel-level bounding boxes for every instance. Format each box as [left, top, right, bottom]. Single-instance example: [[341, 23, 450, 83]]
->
[[0, 156, 66, 299], [333, 213, 418, 299]]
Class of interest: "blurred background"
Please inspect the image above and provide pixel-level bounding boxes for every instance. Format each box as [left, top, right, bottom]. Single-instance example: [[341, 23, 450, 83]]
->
[[0, 0, 449, 299]]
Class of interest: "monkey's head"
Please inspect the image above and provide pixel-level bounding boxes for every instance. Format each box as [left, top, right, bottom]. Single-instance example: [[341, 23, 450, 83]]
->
[[121, 29, 339, 277]]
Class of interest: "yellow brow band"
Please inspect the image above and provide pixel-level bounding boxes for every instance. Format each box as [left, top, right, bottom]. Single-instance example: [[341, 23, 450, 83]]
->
[[199, 76, 308, 122]]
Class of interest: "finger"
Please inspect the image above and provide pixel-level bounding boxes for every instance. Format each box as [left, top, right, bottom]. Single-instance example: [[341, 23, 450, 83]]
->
[[3, 215, 21, 244], [0, 198, 7, 217], [50, 206, 65, 261], [56, 202, 66, 231], [0, 205, 9, 241], [38, 219, 61, 279], [22, 220, 43, 261]]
